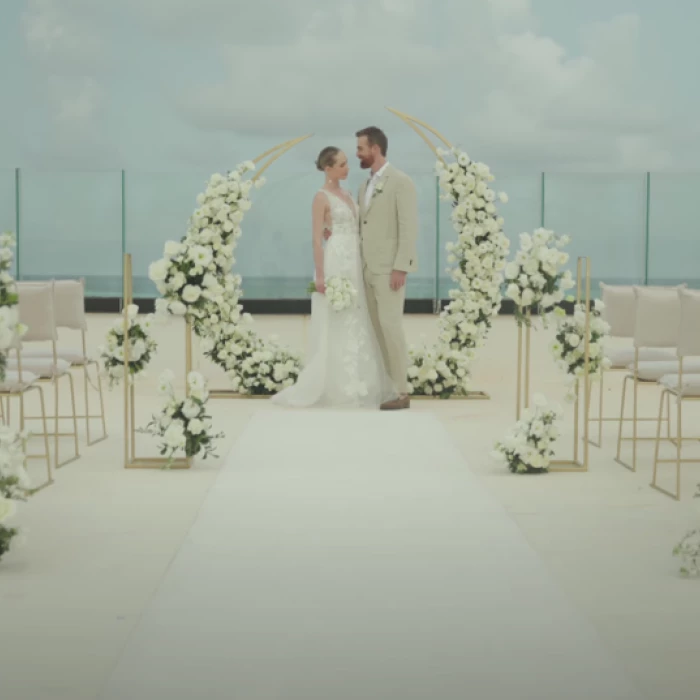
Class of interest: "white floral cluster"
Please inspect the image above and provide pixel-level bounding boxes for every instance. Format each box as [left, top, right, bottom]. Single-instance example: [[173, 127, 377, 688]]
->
[[407, 344, 473, 397], [200, 321, 300, 395], [141, 371, 224, 467], [316, 276, 357, 312], [505, 228, 575, 326], [408, 147, 510, 397], [550, 299, 612, 401], [493, 394, 563, 473], [0, 232, 28, 382], [0, 426, 30, 560], [99, 304, 157, 388], [149, 161, 301, 395]]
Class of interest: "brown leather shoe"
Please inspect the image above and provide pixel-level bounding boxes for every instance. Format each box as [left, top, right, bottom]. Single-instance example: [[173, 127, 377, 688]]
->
[[380, 394, 410, 410]]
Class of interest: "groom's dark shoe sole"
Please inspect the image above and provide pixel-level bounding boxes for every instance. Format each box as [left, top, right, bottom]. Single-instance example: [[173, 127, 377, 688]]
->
[[380, 395, 410, 410]]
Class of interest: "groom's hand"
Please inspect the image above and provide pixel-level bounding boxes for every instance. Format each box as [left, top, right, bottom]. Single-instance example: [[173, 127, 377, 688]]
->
[[323, 227, 332, 240], [390, 270, 406, 291]]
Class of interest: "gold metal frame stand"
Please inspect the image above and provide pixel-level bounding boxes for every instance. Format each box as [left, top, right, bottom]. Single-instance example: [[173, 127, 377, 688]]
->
[[123, 253, 191, 469], [514, 257, 592, 472]]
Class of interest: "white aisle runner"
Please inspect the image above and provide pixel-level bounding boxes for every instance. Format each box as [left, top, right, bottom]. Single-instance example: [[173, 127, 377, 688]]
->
[[100, 409, 643, 700]]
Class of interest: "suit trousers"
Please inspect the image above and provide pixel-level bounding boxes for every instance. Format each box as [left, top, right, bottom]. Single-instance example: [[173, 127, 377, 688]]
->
[[363, 268, 409, 394]]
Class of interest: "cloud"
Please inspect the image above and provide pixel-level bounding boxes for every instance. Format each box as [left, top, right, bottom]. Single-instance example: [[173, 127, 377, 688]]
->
[[167, 0, 671, 170]]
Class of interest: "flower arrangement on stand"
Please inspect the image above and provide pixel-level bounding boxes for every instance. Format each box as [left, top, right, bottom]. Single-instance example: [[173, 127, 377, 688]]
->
[[99, 304, 157, 388], [140, 371, 224, 468], [550, 299, 612, 401], [493, 394, 563, 473], [407, 147, 510, 397], [0, 426, 30, 561], [504, 228, 575, 327], [149, 161, 301, 395]]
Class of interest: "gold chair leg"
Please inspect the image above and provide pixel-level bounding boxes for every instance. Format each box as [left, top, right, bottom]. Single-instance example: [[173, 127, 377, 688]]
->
[[615, 375, 630, 461], [651, 390, 666, 489]]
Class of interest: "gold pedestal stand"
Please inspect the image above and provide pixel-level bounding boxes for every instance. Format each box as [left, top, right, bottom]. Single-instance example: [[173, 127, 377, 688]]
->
[[515, 257, 592, 472], [123, 253, 191, 469]]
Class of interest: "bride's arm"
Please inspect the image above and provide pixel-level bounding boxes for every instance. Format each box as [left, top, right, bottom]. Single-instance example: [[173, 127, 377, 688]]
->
[[312, 192, 327, 293]]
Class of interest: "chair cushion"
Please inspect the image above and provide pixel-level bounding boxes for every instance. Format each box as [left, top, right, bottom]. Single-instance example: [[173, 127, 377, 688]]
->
[[0, 370, 40, 391], [630, 358, 700, 382], [659, 373, 700, 397], [607, 348, 675, 369], [6, 357, 71, 378], [21, 348, 89, 365]]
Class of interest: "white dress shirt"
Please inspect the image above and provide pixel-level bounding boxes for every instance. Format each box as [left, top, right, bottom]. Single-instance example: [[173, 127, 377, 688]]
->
[[364, 162, 389, 209]]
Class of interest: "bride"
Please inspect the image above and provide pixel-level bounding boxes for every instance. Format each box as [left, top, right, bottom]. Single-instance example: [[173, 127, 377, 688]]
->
[[271, 146, 399, 409]]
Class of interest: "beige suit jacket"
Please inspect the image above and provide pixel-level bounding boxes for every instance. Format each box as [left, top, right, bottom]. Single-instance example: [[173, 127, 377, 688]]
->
[[358, 164, 418, 275]]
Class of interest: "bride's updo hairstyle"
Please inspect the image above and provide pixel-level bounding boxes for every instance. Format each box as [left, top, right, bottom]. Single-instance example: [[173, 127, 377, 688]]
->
[[315, 146, 340, 172]]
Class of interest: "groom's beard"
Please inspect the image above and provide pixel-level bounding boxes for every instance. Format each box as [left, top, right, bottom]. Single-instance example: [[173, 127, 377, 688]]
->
[[358, 157, 372, 169]]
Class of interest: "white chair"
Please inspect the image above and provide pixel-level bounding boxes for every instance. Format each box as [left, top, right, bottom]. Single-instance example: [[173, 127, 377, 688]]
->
[[0, 342, 52, 491], [6, 283, 80, 469], [615, 286, 682, 472], [588, 283, 684, 447], [651, 288, 700, 500], [18, 279, 107, 445]]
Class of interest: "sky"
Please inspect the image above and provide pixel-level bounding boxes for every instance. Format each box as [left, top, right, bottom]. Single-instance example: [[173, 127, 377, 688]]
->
[[1, 0, 698, 174]]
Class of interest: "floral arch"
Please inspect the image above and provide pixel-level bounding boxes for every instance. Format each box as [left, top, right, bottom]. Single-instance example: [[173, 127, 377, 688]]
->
[[149, 110, 510, 398]]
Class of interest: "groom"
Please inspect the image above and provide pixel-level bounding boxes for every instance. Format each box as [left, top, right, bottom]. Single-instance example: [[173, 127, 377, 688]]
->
[[355, 126, 418, 410]]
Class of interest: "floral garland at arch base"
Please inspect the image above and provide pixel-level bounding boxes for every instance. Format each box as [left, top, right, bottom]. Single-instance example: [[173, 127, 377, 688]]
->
[[150, 149, 509, 398]]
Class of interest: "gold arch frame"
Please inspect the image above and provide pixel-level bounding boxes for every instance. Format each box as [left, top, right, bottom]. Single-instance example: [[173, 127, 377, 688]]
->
[[251, 134, 314, 181], [385, 107, 452, 164]]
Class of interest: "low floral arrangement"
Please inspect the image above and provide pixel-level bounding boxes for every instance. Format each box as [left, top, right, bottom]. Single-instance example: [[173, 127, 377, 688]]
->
[[550, 299, 612, 401], [505, 228, 575, 326], [141, 370, 224, 467], [99, 304, 157, 388], [493, 394, 563, 473], [308, 276, 357, 312], [0, 426, 30, 561], [408, 147, 510, 397], [199, 321, 300, 395], [0, 232, 27, 382], [408, 344, 473, 397]]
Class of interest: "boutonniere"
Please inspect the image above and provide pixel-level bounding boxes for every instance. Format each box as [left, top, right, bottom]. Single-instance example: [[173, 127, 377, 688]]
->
[[372, 180, 385, 199]]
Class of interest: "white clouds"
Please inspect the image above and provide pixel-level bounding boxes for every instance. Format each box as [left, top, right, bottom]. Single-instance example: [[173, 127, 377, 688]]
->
[[168, 0, 671, 171], [7, 0, 692, 171]]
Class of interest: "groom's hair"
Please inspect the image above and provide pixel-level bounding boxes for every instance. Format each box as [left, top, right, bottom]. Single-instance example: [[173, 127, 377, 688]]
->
[[355, 126, 388, 156]]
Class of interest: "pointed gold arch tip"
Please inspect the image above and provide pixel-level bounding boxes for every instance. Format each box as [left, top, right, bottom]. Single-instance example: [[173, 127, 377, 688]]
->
[[385, 107, 454, 166], [251, 134, 314, 181]]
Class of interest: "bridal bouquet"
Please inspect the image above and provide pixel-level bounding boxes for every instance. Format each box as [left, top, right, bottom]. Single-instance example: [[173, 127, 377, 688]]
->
[[141, 371, 224, 467], [0, 426, 30, 561], [99, 304, 157, 388], [308, 276, 357, 312], [493, 394, 563, 473], [0, 232, 27, 382], [505, 228, 575, 326], [550, 299, 611, 401]]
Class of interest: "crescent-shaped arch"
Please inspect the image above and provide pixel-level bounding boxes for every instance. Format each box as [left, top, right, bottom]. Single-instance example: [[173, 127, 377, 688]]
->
[[250, 134, 314, 181], [385, 107, 452, 165]]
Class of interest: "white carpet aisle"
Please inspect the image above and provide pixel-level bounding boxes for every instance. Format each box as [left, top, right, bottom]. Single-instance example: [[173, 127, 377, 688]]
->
[[99, 409, 644, 700]]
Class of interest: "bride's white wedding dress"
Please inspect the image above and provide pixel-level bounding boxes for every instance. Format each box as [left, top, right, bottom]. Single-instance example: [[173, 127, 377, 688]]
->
[[271, 189, 398, 409]]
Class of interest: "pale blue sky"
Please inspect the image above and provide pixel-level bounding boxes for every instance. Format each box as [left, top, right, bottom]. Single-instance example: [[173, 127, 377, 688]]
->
[[1, 0, 698, 173]]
